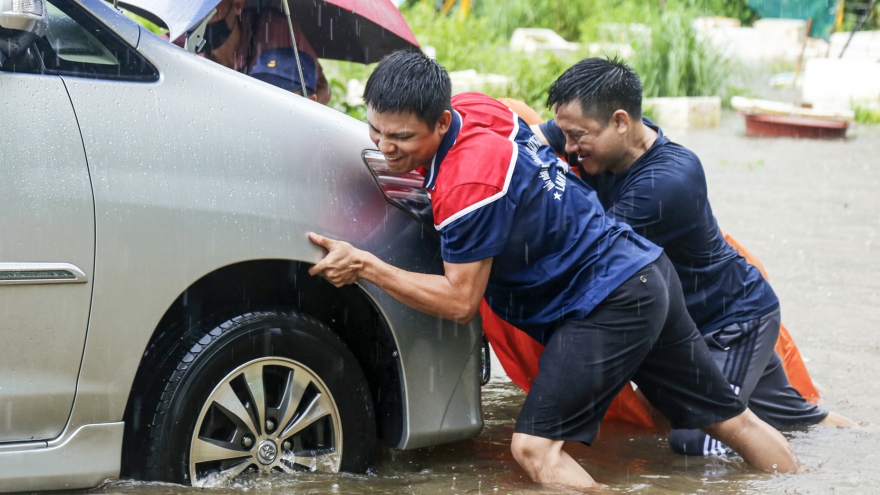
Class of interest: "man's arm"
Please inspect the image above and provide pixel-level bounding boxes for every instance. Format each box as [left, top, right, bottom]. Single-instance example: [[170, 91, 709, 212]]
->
[[534, 119, 566, 154], [308, 233, 492, 324], [530, 124, 549, 145]]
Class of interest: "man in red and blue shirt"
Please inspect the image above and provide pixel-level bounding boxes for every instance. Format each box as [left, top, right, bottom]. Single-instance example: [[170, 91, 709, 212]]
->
[[308, 51, 798, 489]]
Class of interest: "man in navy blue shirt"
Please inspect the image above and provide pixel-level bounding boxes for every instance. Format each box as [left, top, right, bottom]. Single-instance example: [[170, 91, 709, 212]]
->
[[308, 51, 799, 489], [536, 57, 854, 456]]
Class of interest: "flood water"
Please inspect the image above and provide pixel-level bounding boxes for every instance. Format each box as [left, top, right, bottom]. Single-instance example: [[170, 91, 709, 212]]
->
[[74, 116, 879, 494]]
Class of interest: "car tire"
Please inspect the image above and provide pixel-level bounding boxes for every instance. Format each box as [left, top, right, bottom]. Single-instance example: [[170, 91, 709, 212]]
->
[[141, 310, 376, 486]]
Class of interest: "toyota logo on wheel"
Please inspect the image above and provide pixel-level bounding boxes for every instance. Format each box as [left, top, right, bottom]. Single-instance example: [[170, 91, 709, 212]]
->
[[257, 440, 278, 465]]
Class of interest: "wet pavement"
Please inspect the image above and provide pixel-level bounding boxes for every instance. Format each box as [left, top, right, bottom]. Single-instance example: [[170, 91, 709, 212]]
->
[[75, 115, 879, 494]]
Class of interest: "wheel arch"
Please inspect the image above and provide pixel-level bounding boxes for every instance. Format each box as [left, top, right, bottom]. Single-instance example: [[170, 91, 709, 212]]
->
[[120, 259, 404, 477]]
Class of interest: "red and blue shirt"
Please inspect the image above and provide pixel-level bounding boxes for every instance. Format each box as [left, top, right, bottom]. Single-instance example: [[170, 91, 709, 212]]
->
[[424, 93, 662, 343]]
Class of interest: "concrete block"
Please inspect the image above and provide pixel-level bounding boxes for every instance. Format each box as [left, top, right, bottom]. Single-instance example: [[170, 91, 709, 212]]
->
[[449, 69, 512, 95], [692, 16, 741, 30], [828, 31, 880, 60], [596, 22, 650, 44], [585, 42, 634, 59], [802, 58, 880, 107], [753, 18, 807, 48], [510, 28, 580, 56], [644, 96, 721, 129], [696, 19, 825, 62]]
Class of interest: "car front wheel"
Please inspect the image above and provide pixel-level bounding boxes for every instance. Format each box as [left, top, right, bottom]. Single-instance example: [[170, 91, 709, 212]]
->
[[142, 310, 376, 486]]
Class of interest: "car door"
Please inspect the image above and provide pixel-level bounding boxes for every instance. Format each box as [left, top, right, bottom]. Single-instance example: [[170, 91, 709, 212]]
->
[[0, 0, 153, 443], [0, 71, 94, 441]]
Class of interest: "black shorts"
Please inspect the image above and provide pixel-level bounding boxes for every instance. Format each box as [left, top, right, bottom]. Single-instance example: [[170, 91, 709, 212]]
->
[[705, 309, 828, 428], [514, 253, 747, 445]]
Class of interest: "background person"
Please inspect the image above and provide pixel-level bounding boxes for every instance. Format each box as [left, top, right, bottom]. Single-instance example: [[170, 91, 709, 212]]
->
[[195, 0, 330, 103], [249, 47, 319, 100], [246, 7, 330, 103], [308, 50, 799, 490]]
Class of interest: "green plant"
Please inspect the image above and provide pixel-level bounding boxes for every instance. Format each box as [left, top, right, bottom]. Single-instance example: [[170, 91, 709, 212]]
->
[[630, 10, 735, 98], [122, 9, 167, 35], [469, 0, 595, 41], [400, 2, 589, 118], [853, 103, 880, 124], [349, 1, 741, 118], [683, 0, 758, 26], [490, 51, 588, 119], [327, 77, 367, 121], [320, 60, 373, 120], [402, 2, 507, 72], [578, 0, 660, 43]]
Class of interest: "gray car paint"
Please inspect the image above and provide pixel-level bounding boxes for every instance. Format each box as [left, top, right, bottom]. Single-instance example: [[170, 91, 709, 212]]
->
[[0, 73, 95, 443], [0, 1, 482, 491]]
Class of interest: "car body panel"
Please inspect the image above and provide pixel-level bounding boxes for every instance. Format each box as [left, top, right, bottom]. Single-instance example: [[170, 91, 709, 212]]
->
[[0, 2, 483, 489], [0, 423, 122, 492], [0, 72, 96, 442], [61, 24, 482, 446], [79, 0, 140, 47]]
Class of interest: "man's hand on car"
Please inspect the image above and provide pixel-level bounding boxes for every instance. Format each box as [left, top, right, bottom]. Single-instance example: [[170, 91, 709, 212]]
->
[[308, 232, 364, 287]]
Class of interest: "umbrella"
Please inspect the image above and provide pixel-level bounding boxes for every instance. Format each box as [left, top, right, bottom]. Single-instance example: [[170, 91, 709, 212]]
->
[[119, 0, 419, 64]]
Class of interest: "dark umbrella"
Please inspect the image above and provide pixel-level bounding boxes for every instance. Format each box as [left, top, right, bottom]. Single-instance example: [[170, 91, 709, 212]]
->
[[120, 0, 419, 64]]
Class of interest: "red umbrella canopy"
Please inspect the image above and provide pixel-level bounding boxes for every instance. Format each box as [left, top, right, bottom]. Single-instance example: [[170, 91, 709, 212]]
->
[[282, 0, 419, 64], [323, 0, 418, 46], [121, 0, 419, 64]]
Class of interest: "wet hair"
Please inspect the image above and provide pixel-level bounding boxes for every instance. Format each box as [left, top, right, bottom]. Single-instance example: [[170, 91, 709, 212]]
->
[[547, 57, 642, 125], [363, 50, 452, 130]]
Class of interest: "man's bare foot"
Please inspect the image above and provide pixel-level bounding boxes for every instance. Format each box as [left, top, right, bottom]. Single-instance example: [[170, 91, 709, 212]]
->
[[819, 411, 858, 427]]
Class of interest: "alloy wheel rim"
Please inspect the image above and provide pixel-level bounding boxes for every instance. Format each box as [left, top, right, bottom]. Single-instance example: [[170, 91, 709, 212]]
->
[[188, 357, 342, 487]]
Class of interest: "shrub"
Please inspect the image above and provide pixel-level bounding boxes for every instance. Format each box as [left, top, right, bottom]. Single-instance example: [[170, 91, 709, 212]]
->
[[630, 10, 735, 98], [854, 103, 880, 124]]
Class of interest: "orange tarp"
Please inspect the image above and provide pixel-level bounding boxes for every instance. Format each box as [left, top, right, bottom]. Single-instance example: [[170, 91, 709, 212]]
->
[[722, 233, 820, 403]]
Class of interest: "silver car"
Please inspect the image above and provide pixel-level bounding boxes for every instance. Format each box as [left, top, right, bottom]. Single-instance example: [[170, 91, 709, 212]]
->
[[0, 0, 483, 490]]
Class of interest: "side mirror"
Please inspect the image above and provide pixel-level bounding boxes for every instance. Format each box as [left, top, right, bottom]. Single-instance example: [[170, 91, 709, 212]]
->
[[0, 0, 48, 59]]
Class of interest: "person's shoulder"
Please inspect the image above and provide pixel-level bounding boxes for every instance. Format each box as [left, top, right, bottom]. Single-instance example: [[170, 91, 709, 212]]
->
[[621, 144, 703, 200], [453, 92, 518, 126], [435, 97, 518, 199], [451, 93, 521, 155], [452, 91, 504, 109], [641, 139, 704, 178]]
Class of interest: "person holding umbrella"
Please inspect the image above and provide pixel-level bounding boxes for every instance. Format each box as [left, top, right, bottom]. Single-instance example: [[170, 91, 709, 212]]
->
[[120, 0, 420, 104], [193, 0, 331, 103], [249, 46, 320, 100]]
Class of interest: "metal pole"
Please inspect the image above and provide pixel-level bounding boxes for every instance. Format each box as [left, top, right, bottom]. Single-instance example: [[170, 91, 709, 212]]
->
[[840, 0, 878, 58], [281, 0, 309, 99]]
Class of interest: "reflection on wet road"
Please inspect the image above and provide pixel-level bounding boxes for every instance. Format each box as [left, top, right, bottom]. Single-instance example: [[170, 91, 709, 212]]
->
[[80, 116, 878, 494]]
